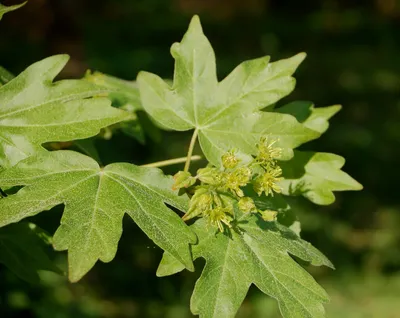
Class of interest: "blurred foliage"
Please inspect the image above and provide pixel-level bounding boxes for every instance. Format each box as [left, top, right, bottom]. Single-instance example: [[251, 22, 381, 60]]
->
[[0, 0, 399, 317]]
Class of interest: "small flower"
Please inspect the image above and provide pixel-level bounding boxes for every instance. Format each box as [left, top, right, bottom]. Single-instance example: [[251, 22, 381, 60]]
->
[[172, 171, 196, 190], [253, 166, 283, 196], [256, 137, 282, 163], [221, 150, 240, 169], [259, 209, 278, 222], [238, 197, 257, 213], [207, 206, 233, 232], [225, 166, 252, 197]]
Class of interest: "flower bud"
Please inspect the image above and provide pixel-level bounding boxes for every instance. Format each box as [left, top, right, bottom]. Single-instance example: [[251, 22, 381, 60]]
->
[[172, 171, 196, 190], [183, 188, 213, 221], [259, 210, 278, 222], [238, 197, 256, 213], [197, 167, 223, 185]]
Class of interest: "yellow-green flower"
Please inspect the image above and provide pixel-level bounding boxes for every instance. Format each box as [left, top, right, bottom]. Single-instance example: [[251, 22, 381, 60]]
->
[[256, 137, 282, 163], [253, 166, 283, 196], [225, 166, 252, 197], [221, 150, 240, 169], [207, 206, 233, 232]]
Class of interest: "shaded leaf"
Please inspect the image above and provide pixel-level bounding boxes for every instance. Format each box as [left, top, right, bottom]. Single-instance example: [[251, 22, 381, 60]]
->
[[0, 150, 196, 282], [0, 222, 61, 283], [0, 55, 132, 168], [0, 66, 14, 84], [276, 101, 341, 134], [85, 71, 162, 143], [280, 151, 363, 205]]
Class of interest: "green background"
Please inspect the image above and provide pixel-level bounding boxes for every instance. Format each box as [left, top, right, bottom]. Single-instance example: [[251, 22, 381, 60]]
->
[[1, 0, 399, 317]]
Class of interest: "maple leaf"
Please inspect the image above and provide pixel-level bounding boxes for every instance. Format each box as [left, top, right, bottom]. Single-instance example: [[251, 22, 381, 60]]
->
[[158, 213, 333, 318], [280, 151, 363, 205], [0, 150, 196, 282], [0, 55, 132, 168], [0, 222, 61, 283], [137, 16, 319, 166]]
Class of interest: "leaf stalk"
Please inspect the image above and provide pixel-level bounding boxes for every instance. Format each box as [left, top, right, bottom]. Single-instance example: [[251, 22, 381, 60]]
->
[[184, 128, 199, 172]]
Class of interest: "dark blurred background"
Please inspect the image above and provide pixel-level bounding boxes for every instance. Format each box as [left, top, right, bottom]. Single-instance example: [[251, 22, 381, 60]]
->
[[1, 0, 400, 317]]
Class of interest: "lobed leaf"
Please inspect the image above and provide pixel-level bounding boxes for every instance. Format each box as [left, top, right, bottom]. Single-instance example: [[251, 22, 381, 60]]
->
[[0, 55, 132, 168], [158, 214, 333, 318], [280, 151, 363, 205], [138, 15, 318, 166], [0, 151, 196, 282]]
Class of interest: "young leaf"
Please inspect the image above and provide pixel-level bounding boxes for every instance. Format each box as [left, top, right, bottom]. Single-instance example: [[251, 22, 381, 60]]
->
[[0, 1, 26, 20], [138, 15, 318, 166], [280, 151, 363, 205], [276, 101, 342, 134], [0, 222, 61, 283], [0, 151, 196, 282], [158, 215, 333, 318], [0, 55, 132, 168]]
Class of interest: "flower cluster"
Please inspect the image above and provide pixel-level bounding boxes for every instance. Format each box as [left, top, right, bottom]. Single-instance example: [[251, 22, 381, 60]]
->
[[173, 137, 284, 231]]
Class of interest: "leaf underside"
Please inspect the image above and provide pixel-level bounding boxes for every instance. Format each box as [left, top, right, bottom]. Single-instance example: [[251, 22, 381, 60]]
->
[[0, 151, 196, 281], [280, 151, 363, 205], [0, 222, 61, 283]]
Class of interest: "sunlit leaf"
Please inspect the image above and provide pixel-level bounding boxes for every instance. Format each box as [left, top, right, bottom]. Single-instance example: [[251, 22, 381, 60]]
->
[[280, 151, 363, 205], [0, 55, 132, 168], [138, 15, 318, 166]]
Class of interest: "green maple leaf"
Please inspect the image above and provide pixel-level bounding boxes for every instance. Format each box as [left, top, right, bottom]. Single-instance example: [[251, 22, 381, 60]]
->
[[0, 150, 196, 282], [0, 222, 61, 283], [280, 151, 363, 205], [0, 1, 26, 20], [158, 214, 333, 318], [137, 15, 319, 166], [0, 55, 132, 168], [276, 101, 342, 134]]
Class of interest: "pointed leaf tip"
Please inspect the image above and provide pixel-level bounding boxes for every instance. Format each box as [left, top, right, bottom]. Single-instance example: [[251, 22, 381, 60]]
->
[[0, 1, 27, 20], [189, 15, 202, 32]]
